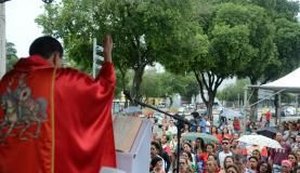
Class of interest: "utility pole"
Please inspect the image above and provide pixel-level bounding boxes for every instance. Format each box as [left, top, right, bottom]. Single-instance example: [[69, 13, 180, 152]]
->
[[0, 3, 6, 79], [243, 87, 248, 134]]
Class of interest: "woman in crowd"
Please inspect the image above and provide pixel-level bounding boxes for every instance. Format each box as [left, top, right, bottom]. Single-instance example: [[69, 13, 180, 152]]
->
[[295, 149, 300, 166], [150, 156, 166, 173], [230, 138, 241, 157], [247, 145, 268, 162], [194, 137, 206, 154], [225, 165, 241, 173], [194, 138, 206, 173], [183, 142, 196, 163], [150, 141, 171, 173], [161, 134, 172, 157], [291, 135, 300, 152], [211, 126, 222, 143], [182, 124, 190, 135], [222, 127, 233, 141], [178, 157, 194, 173], [219, 156, 235, 173], [251, 149, 262, 162], [224, 156, 235, 168], [208, 154, 218, 162], [197, 143, 216, 173], [234, 161, 246, 173], [204, 144, 216, 160], [257, 161, 272, 173], [287, 152, 298, 172], [181, 151, 197, 172]]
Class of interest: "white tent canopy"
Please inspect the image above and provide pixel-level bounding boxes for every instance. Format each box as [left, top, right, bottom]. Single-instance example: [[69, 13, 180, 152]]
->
[[244, 67, 300, 128], [254, 67, 300, 92]]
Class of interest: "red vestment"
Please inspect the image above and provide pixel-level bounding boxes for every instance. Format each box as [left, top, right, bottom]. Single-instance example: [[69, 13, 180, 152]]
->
[[0, 55, 116, 173]]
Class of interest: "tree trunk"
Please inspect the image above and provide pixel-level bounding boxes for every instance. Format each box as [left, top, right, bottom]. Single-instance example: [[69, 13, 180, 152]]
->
[[119, 68, 127, 93], [249, 79, 258, 122], [193, 70, 224, 121], [205, 97, 214, 121], [130, 66, 145, 105]]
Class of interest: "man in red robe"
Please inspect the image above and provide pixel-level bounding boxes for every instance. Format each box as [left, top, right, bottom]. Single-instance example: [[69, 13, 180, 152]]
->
[[0, 35, 116, 173]]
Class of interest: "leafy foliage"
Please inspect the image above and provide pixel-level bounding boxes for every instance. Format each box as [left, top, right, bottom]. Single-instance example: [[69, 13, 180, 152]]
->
[[36, 0, 196, 101], [217, 78, 250, 102], [139, 70, 199, 101], [6, 42, 18, 71]]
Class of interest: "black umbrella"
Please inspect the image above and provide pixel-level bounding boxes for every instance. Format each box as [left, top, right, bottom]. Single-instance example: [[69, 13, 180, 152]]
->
[[256, 127, 277, 139]]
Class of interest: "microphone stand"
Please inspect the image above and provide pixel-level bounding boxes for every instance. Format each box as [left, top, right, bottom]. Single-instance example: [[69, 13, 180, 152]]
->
[[123, 91, 193, 173]]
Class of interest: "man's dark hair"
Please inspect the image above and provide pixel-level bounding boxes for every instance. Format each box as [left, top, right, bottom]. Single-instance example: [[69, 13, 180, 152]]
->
[[162, 134, 170, 141], [222, 138, 229, 143], [191, 111, 200, 118], [150, 156, 162, 169], [248, 156, 259, 162], [206, 143, 215, 149], [225, 164, 240, 173], [29, 36, 63, 59], [151, 141, 162, 153]]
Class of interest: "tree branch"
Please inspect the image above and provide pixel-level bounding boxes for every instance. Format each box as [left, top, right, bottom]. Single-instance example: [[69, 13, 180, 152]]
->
[[203, 72, 210, 92]]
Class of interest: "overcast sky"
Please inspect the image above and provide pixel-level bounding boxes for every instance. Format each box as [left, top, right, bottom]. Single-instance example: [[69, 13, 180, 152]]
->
[[6, 0, 44, 57]]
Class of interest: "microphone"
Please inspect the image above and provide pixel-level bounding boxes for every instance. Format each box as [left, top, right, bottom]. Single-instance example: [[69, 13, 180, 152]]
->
[[123, 90, 134, 103]]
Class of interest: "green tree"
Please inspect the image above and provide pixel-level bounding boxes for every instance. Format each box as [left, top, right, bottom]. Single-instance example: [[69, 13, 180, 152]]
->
[[140, 70, 165, 99], [210, 0, 300, 120], [163, 2, 275, 119], [238, 0, 300, 120], [251, 0, 299, 21], [217, 78, 250, 105], [115, 68, 129, 98], [273, 18, 300, 77], [249, 0, 300, 82], [139, 70, 198, 103], [6, 42, 18, 71], [36, 0, 192, 102], [213, 3, 277, 120]]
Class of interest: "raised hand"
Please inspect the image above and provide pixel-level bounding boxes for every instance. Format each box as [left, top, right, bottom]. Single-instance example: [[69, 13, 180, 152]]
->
[[103, 34, 113, 63]]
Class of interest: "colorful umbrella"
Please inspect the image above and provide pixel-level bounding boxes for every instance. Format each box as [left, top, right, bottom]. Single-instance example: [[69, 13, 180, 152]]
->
[[182, 132, 219, 144], [238, 134, 282, 149]]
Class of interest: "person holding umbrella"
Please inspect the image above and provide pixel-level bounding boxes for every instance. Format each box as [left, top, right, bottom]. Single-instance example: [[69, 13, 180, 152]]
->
[[269, 132, 292, 173]]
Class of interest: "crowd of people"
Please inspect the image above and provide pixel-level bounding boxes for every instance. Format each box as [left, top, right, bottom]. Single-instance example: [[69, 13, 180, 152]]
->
[[149, 111, 300, 173]]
